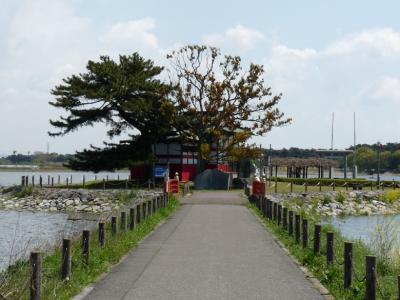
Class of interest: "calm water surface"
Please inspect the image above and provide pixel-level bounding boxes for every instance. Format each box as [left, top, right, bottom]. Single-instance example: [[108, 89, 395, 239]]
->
[[326, 214, 400, 242], [0, 210, 97, 270], [0, 170, 130, 186]]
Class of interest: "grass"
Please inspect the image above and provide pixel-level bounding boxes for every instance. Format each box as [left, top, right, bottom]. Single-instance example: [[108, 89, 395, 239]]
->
[[0, 196, 180, 300], [249, 203, 399, 299]]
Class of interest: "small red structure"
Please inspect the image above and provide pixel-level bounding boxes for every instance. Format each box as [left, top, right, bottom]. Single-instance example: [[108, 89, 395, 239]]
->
[[252, 178, 267, 197], [130, 140, 232, 182]]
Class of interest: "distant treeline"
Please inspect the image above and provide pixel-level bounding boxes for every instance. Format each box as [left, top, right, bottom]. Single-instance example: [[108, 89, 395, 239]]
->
[[0, 152, 73, 166], [265, 143, 400, 173]]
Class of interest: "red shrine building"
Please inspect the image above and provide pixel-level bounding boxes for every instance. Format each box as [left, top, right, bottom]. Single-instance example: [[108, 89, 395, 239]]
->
[[130, 140, 232, 182]]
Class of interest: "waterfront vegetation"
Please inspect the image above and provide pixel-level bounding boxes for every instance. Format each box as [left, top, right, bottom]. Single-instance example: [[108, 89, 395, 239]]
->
[[250, 203, 400, 299], [0, 196, 180, 300]]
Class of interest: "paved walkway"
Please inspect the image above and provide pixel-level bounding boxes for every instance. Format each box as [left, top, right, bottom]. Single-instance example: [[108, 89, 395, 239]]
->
[[81, 191, 324, 300]]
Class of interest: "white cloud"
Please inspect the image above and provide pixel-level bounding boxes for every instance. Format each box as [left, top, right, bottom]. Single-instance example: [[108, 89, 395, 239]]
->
[[103, 18, 158, 50], [203, 25, 264, 51], [262, 28, 400, 148], [372, 77, 400, 100], [325, 28, 400, 57]]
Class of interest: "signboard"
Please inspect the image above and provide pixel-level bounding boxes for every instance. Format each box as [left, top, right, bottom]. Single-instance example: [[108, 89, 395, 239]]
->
[[154, 165, 168, 178]]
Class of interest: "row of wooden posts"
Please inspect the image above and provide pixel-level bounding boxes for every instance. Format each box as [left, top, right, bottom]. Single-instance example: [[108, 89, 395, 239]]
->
[[250, 195, 393, 300], [267, 179, 398, 193], [29, 193, 169, 300], [21, 175, 129, 189]]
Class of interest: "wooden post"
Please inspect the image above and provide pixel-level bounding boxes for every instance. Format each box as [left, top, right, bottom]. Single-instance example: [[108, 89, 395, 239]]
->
[[313, 224, 321, 254], [344, 242, 353, 289], [137, 204, 142, 224], [327, 232, 334, 264], [83, 175, 85, 188], [345, 182, 348, 191], [51, 177, 54, 187], [148, 200, 152, 216], [47, 175, 50, 185], [289, 211, 294, 235], [40, 176, 43, 188], [21, 176, 25, 186], [397, 275, 400, 300], [103, 178, 106, 190], [61, 239, 71, 280], [283, 207, 288, 229], [111, 216, 117, 237], [120, 211, 127, 231], [302, 219, 308, 248], [295, 214, 300, 244], [274, 178, 278, 193], [365, 256, 376, 300], [70, 175, 72, 184], [319, 180, 322, 192], [142, 202, 147, 220], [304, 182, 308, 193], [129, 207, 135, 230], [32, 176, 35, 187], [66, 178, 69, 187], [277, 204, 282, 225], [30, 252, 41, 300], [58, 175, 60, 185], [99, 222, 105, 247], [273, 202, 277, 221], [290, 180, 293, 193], [82, 230, 90, 264]]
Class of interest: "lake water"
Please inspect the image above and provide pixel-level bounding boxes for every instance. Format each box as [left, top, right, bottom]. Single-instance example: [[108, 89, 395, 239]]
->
[[326, 214, 400, 242], [0, 210, 97, 270], [0, 170, 130, 186]]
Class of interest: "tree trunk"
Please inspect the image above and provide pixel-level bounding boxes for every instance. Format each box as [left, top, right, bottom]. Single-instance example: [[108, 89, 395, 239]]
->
[[197, 153, 207, 174]]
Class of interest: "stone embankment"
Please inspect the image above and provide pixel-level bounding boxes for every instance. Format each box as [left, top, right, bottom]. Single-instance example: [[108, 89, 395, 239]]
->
[[269, 190, 400, 217], [0, 187, 160, 214]]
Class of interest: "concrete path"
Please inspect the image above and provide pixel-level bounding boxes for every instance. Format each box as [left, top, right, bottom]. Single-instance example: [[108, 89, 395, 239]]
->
[[82, 191, 324, 300]]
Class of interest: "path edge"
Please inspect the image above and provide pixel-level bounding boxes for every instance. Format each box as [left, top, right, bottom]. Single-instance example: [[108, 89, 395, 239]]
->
[[248, 207, 335, 300], [72, 205, 182, 300]]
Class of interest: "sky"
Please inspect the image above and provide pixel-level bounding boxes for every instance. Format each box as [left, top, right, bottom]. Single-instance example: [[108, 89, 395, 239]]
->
[[1, 0, 400, 155]]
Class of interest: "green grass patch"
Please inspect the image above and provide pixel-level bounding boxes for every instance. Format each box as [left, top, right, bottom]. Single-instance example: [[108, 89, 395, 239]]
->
[[249, 204, 399, 299], [0, 196, 180, 300]]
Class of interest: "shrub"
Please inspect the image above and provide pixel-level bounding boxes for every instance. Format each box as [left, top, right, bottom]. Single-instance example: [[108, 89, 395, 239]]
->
[[13, 186, 34, 198], [322, 195, 332, 205], [381, 190, 400, 204], [335, 191, 346, 204]]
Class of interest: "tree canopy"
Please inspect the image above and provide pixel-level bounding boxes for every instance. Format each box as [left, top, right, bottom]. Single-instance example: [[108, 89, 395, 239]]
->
[[167, 45, 291, 171], [49, 53, 174, 171], [49, 47, 290, 173]]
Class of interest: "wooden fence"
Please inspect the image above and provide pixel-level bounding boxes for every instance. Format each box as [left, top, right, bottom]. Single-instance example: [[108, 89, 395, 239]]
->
[[249, 194, 397, 300], [25, 193, 169, 300]]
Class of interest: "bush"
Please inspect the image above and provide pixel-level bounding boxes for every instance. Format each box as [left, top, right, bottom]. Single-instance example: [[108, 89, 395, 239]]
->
[[322, 195, 332, 205], [381, 190, 400, 204], [335, 191, 346, 204]]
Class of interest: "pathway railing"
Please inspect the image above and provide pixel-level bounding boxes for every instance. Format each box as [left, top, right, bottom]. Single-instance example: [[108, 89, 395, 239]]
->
[[6, 192, 171, 300], [249, 194, 396, 300]]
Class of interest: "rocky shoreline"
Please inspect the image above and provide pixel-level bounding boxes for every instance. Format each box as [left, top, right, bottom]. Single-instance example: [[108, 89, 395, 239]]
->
[[0, 187, 162, 214], [269, 190, 400, 217]]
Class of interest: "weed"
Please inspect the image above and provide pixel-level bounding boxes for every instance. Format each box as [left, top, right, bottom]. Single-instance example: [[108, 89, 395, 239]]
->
[[322, 194, 332, 205], [335, 191, 346, 204]]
